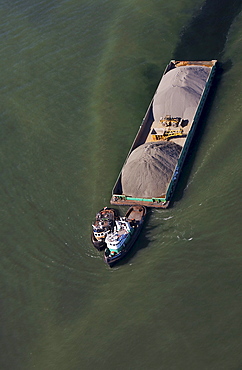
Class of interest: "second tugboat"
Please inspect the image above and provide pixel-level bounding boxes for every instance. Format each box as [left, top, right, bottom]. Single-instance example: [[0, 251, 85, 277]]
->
[[91, 207, 118, 250], [104, 205, 146, 267]]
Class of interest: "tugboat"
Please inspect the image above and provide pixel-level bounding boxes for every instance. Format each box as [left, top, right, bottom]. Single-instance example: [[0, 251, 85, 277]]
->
[[104, 205, 146, 267], [91, 207, 118, 251]]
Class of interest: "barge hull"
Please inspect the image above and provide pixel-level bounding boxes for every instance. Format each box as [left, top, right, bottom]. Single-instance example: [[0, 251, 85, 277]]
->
[[110, 60, 217, 208]]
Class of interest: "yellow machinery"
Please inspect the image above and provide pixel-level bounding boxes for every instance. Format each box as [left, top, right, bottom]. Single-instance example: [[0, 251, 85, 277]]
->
[[151, 115, 184, 141], [151, 127, 184, 141], [160, 115, 180, 127]]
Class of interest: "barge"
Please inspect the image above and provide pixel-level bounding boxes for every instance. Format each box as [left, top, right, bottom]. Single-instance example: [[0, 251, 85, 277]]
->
[[110, 60, 217, 208]]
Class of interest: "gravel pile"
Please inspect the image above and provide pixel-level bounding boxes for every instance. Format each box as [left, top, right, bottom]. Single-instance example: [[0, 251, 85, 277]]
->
[[121, 141, 182, 198], [153, 65, 210, 123]]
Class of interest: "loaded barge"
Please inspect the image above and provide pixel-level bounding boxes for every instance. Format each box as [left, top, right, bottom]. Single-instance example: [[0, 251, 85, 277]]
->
[[110, 60, 217, 208]]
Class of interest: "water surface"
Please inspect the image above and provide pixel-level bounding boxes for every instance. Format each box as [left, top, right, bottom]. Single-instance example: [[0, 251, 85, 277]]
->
[[1, 1, 242, 369]]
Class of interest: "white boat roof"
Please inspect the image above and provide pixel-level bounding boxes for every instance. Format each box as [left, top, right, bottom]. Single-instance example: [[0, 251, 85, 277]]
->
[[153, 65, 211, 124]]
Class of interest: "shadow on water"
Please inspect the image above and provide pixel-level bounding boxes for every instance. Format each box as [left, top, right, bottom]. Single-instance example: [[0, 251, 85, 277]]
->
[[174, 0, 242, 61], [169, 0, 242, 206]]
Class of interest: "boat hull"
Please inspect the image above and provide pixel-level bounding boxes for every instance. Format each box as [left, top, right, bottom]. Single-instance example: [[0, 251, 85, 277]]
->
[[91, 233, 106, 251]]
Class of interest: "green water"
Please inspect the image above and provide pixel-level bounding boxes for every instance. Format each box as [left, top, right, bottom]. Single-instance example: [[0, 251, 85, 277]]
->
[[1, 1, 242, 369]]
